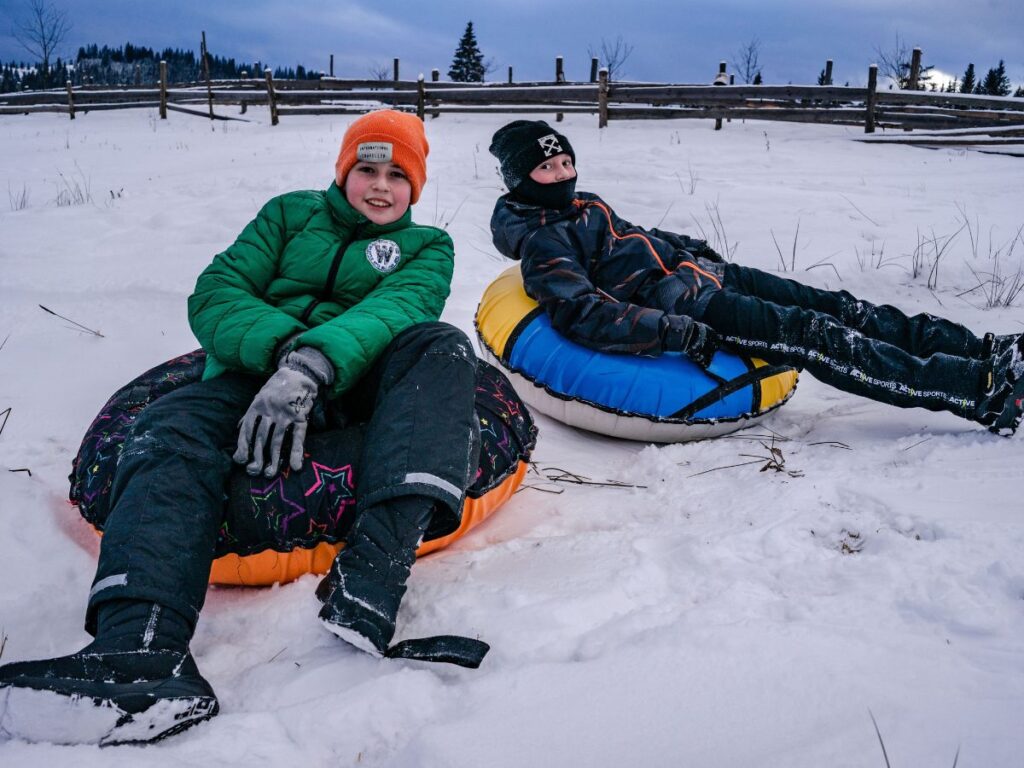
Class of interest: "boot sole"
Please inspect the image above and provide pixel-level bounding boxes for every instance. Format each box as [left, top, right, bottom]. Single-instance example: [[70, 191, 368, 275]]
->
[[319, 618, 385, 657], [0, 684, 218, 746]]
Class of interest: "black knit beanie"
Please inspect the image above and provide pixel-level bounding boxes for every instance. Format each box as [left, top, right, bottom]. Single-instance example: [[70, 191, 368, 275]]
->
[[489, 120, 576, 192]]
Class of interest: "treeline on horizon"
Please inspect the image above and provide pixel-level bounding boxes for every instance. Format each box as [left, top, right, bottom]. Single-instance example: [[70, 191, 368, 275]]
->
[[2, 40, 1022, 97], [1, 41, 321, 93]]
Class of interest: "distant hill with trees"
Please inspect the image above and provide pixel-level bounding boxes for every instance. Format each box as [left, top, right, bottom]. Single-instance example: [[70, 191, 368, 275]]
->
[[1, 41, 319, 93]]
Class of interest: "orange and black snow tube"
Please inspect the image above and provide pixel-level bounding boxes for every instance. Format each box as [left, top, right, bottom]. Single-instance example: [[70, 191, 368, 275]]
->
[[70, 349, 536, 587]]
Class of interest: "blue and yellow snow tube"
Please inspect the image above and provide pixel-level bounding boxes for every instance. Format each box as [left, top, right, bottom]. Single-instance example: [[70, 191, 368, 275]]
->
[[475, 266, 798, 442]]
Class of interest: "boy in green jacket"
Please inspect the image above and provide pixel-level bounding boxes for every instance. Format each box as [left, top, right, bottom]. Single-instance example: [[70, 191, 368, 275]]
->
[[0, 110, 482, 745]]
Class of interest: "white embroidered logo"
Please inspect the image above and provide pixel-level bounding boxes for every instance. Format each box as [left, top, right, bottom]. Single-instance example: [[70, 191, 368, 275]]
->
[[537, 134, 563, 157], [357, 142, 393, 163], [365, 239, 402, 273]]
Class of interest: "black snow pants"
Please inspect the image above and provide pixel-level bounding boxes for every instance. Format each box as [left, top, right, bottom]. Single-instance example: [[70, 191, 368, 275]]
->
[[696, 263, 990, 419], [85, 322, 480, 633]]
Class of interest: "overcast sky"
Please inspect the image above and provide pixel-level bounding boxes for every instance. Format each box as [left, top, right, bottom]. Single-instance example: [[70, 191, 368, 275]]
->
[[1, 0, 1021, 88]]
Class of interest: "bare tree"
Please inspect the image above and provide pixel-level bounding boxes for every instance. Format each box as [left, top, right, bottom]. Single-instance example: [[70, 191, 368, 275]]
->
[[587, 35, 634, 81], [873, 32, 932, 89], [368, 62, 391, 81], [732, 37, 762, 84], [12, 0, 70, 88]]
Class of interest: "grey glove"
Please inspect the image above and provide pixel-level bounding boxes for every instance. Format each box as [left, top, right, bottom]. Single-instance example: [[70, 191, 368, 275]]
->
[[234, 346, 335, 477]]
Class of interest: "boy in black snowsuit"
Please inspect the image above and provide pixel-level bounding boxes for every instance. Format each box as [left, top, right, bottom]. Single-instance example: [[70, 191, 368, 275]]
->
[[488, 120, 1024, 434]]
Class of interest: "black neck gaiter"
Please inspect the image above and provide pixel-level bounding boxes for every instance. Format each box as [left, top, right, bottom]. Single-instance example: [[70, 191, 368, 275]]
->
[[509, 176, 578, 210]]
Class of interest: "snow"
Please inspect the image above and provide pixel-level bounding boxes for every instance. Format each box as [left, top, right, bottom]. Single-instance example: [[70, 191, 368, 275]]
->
[[2, 107, 1023, 766]]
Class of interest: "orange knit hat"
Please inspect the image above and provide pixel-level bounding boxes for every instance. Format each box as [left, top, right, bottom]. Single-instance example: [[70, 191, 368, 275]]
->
[[334, 110, 429, 204]]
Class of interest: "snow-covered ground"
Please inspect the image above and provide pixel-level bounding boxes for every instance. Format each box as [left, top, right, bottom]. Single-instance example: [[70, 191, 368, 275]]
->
[[1, 107, 1023, 767]]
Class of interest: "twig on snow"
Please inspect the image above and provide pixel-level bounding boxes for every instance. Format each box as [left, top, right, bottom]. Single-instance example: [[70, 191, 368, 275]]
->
[[868, 709, 892, 768], [0, 407, 10, 438], [687, 458, 765, 477], [841, 194, 880, 227], [901, 436, 933, 452], [808, 440, 852, 450], [38, 305, 104, 337], [539, 465, 647, 489]]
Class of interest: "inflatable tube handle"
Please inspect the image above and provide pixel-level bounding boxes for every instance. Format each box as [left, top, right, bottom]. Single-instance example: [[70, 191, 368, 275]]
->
[[672, 364, 792, 421]]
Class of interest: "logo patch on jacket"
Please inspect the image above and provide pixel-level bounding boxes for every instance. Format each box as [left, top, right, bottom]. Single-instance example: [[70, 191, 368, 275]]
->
[[365, 239, 402, 273]]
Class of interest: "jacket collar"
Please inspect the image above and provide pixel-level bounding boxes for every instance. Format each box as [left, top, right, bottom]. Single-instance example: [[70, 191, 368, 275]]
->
[[326, 182, 413, 236]]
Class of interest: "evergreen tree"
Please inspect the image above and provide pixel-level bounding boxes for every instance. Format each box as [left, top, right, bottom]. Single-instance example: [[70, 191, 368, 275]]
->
[[959, 63, 975, 94], [448, 21, 486, 82], [979, 60, 1011, 96], [1015, 86, 1024, 98], [752, 71, 762, 85]]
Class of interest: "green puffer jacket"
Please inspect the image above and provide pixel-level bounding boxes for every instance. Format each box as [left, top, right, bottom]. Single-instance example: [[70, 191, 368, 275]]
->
[[188, 183, 454, 397]]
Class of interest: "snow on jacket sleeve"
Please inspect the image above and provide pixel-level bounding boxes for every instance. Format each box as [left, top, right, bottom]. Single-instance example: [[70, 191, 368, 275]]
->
[[187, 196, 308, 376], [297, 231, 454, 397], [520, 226, 695, 356]]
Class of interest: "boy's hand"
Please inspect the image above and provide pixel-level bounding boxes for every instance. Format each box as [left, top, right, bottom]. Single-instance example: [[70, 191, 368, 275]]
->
[[684, 322, 721, 370], [234, 347, 334, 477], [660, 316, 720, 369]]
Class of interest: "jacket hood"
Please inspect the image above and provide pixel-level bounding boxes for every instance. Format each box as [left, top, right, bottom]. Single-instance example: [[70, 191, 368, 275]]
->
[[490, 193, 587, 261]]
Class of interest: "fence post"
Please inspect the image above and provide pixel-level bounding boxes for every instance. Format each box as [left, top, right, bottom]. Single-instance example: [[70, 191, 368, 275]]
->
[[265, 68, 279, 126], [727, 73, 734, 123], [590, 57, 599, 83], [555, 56, 565, 83], [416, 74, 425, 121], [159, 60, 167, 119], [66, 79, 75, 120], [430, 70, 440, 119], [508, 66, 513, 84], [393, 58, 400, 82], [823, 59, 833, 86], [908, 47, 922, 90], [201, 31, 214, 120], [713, 61, 727, 130], [865, 64, 877, 133], [329, 54, 334, 78], [598, 68, 609, 129]]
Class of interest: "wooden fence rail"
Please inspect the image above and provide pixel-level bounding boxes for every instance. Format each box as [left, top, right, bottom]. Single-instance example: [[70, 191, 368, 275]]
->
[[3, 72, 1024, 136]]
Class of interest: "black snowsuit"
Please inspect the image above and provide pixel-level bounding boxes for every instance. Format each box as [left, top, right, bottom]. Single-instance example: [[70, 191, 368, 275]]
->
[[87, 322, 480, 632], [490, 192, 991, 421]]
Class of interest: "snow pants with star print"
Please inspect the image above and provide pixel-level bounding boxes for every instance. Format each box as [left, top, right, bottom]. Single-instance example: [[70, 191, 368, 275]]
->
[[694, 263, 991, 419], [85, 322, 480, 635]]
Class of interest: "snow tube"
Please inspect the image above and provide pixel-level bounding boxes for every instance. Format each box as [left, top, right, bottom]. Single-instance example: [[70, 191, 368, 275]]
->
[[69, 349, 536, 586], [475, 266, 798, 442]]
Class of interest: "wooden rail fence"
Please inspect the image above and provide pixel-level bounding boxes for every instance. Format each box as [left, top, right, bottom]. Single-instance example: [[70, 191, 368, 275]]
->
[[3, 63, 1024, 139]]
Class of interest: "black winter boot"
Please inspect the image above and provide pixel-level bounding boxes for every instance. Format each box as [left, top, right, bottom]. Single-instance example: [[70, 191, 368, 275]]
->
[[980, 332, 1023, 360], [975, 334, 1024, 435], [316, 496, 434, 656], [0, 601, 217, 746]]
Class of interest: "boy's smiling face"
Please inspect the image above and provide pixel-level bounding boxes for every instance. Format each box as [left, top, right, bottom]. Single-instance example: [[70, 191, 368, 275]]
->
[[528, 153, 576, 185], [344, 160, 412, 224]]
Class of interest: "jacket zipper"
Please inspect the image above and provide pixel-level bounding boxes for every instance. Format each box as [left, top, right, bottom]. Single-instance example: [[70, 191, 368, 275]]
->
[[300, 222, 365, 325]]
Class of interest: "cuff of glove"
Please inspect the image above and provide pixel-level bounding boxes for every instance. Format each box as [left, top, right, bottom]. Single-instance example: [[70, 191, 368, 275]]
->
[[281, 346, 336, 387], [659, 314, 693, 353], [273, 331, 305, 368]]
